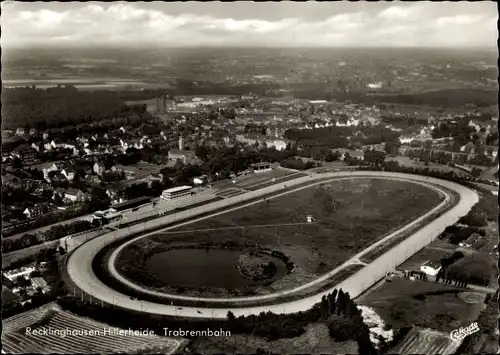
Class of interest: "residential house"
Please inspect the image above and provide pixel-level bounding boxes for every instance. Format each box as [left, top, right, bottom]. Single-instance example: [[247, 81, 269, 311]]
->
[[31, 277, 50, 294], [15, 128, 25, 136], [2, 174, 22, 189], [236, 133, 265, 147], [11, 144, 37, 163], [43, 141, 55, 151], [61, 167, 76, 181], [339, 149, 365, 161], [168, 149, 201, 165], [459, 233, 482, 248], [52, 188, 66, 201], [420, 260, 442, 276], [468, 120, 481, 133], [93, 162, 106, 176], [60, 143, 78, 156], [47, 171, 66, 184], [30, 142, 43, 153], [2, 286, 20, 307], [111, 164, 138, 178], [42, 162, 61, 180], [23, 206, 44, 219], [235, 116, 251, 125], [106, 188, 120, 201], [148, 173, 163, 186], [460, 142, 476, 154], [265, 139, 288, 151], [64, 188, 85, 202]]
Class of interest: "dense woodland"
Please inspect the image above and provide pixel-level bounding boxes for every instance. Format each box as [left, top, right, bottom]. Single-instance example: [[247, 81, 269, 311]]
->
[[288, 87, 498, 108], [3, 86, 496, 132], [2, 86, 146, 130]]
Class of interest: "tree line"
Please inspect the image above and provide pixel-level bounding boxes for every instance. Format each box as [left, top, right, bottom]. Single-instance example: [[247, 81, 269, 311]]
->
[[284, 124, 400, 150], [2, 219, 100, 253]]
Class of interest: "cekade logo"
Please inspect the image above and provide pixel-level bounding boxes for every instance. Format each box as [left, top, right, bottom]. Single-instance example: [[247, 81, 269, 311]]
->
[[450, 322, 480, 342]]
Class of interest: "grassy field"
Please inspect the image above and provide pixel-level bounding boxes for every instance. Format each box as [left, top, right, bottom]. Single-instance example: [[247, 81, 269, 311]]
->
[[162, 178, 442, 273], [359, 278, 485, 332], [386, 156, 471, 177], [118, 178, 442, 296], [190, 323, 358, 355]]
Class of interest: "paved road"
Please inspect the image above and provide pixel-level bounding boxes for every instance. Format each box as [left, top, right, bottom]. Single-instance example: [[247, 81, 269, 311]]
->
[[65, 172, 478, 319], [4, 213, 92, 242]]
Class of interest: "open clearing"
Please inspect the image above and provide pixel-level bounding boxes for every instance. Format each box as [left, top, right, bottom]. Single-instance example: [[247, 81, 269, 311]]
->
[[359, 278, 485, 333], [117, 178, 443, 296], [386, 156, 471, 177]]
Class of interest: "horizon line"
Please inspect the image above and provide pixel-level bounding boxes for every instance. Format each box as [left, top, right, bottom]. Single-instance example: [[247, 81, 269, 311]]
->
[[3, 45, 498, 51]]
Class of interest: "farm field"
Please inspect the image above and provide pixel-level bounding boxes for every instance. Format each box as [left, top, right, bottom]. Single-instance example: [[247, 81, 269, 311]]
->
[[1, 304, 183, 354], [391, 328, 460, 355], [190, 323, 357, 355], [117, 178, 443, 297], [358, 278, 485, 333]]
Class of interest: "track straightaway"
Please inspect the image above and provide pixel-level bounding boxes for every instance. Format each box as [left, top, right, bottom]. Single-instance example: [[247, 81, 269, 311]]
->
[[65, 172, 479, 319]]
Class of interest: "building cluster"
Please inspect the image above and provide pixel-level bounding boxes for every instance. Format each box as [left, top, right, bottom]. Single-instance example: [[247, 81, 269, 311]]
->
[[2, 90, 498, 235], [2, 264, 51, 307], [1, 123, 199, 229], [396, 111, 498, 164]]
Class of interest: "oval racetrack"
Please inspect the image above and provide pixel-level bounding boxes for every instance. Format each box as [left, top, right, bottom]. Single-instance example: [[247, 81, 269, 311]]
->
[[65, 171, 479, 319]]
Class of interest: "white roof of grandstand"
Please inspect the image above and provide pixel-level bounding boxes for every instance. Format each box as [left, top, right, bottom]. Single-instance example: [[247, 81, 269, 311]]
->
[[163, 185, 192, 193]]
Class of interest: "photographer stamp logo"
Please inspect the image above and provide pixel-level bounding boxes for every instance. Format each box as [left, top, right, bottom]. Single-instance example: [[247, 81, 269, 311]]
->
[[450, 322, 480, 342]]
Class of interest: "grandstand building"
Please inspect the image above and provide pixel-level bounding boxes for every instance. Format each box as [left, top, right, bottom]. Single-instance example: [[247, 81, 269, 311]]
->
[[161, 186, 193, 200], [250, 162, 272, 173]]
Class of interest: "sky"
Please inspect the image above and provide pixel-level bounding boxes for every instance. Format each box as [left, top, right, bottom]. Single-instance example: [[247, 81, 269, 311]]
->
[[1, 1, 498, 49]]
